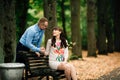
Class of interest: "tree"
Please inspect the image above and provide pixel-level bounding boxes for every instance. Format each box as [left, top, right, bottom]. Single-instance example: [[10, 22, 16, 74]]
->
[[97, 0, 107, 55], [60, 0, 68, 39], [113, 0, 120, 52], [87, 0, 97, 57], [43, 0, 57, 45], [2, 0, 16, 62], [105, 0, 114, 53], [70, 0, 82, 58], [15, 0, 29, 41], [0, 0, 4, 63], [97, 0, 114, 54]]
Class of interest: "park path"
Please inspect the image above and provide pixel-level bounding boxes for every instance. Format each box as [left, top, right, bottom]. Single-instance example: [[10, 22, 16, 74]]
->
[[98, 67, 120, 80], [70, 51, 120, 80]]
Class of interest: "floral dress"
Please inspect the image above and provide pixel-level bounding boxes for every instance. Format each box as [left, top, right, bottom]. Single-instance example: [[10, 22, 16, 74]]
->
[[45, 39, 68, 69]]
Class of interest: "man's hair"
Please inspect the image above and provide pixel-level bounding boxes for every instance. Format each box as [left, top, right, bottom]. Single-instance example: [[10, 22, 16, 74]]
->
[[38, 17, 48, 23]]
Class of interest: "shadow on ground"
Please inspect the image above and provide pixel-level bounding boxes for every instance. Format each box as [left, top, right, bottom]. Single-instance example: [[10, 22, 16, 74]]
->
[[98, 67, 120, 80]]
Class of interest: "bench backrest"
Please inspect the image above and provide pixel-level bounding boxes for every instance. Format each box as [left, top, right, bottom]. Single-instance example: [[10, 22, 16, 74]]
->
[[18, 51, 49, 77]]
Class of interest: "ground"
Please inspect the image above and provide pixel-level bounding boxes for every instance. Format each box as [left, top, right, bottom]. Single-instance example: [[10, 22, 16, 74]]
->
[[29, 51, 120, 80], [69, 51, 120, 80]]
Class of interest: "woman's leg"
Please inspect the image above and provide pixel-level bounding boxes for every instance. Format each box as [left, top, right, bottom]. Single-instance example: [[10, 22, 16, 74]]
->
[[57, 62, 71, 80], [69, 64, 77, 80]]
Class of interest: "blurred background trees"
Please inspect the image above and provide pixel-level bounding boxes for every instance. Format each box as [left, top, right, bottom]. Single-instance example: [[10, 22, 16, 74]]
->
[[0, 0, 120, 63]]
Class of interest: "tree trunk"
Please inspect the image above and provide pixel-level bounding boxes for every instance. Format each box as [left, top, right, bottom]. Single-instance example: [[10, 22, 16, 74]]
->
[[61, 0, 68, 40], [97, 0, 107, 55], [70, 0, 82, 58], [113, 0, 120, 52], [3, 0, 16, 62], [15, 0, 29, 41], [105, 0, 114, 53], [43, 0, 57, 46], [87, 0, 97, 57], [0, 0, 4, 63]]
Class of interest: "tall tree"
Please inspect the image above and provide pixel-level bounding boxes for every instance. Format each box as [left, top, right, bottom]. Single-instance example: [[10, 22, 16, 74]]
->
[[113, 0, 120, 52], [3, 0, 16, 62], [87, 0, 97, 57], [70, 0, 82, 58], [60, 0, 67, 39], [15, 0, 29, 41], [0, 0, 4, 63], [97, 0, 107, 55], [105, 0, 114, 53], [43, 0, 57, 45]]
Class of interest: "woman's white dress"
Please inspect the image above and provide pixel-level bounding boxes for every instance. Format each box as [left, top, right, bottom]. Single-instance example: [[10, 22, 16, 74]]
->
[[45, 39, 68, 69]]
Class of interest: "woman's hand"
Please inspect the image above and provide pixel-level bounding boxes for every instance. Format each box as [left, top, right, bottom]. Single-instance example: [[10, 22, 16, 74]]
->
[[40, 47, 45, 53]]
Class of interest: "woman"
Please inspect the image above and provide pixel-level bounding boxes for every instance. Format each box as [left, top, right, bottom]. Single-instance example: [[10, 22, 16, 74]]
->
[[45, 27, 77, 80]]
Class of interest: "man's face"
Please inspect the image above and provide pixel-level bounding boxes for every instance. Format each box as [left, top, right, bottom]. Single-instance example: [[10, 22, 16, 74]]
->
[[39, 21, 48, 30]]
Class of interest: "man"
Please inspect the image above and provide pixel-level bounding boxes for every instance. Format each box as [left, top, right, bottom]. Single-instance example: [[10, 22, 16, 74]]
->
[[16, 17, 48, 62]]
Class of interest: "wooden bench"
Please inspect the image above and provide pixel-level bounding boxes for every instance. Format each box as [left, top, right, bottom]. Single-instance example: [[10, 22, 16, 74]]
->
[[18, 51, 65, 80]]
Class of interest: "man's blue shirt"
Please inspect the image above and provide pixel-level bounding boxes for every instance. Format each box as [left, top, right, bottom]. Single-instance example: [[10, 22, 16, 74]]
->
[[20, 23, 44, 52]]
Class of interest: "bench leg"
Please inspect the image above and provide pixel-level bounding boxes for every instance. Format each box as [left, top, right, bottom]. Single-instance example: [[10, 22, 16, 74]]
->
[[46, 76, 49, 80]]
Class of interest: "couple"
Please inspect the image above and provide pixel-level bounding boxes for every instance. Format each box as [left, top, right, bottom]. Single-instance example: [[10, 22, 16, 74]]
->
[[16, 17, 77, 80]]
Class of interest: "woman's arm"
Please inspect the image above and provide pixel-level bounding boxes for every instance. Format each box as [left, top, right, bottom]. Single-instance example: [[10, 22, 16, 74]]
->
[[45, 39, 51, 55], [64, 47, 69, 62]]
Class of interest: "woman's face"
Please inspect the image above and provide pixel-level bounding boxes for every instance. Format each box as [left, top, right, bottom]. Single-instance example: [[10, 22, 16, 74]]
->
[[52, 29, 61, 37]]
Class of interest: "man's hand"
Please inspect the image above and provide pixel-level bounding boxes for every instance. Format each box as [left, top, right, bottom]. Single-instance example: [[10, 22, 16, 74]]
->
[[35, 52, 40, 57]]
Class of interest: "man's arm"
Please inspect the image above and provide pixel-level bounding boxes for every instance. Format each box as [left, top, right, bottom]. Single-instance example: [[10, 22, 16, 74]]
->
[[25, 29, 40, 52]]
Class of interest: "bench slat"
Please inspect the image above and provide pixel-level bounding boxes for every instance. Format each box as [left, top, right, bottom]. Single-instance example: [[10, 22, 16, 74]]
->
[[18, 51, 65, 80]]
